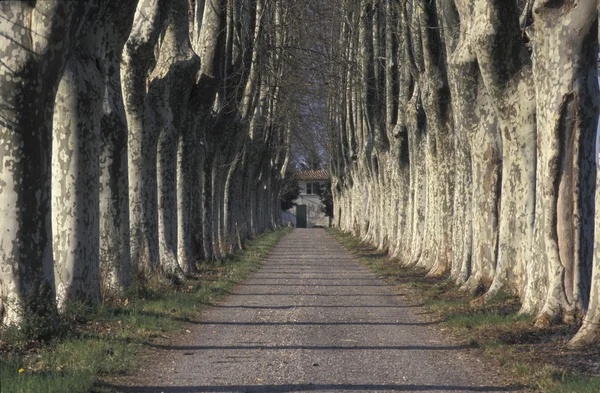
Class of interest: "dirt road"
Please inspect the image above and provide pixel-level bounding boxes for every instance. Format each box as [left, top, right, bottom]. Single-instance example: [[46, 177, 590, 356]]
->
[[107, 229, 520, 393]]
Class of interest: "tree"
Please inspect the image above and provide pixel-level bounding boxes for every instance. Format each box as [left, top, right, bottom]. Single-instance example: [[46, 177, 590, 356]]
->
[[323, 0, 600, 345], [0, 1, 107, 326], [317, 183, 334, 219], [0, 0, 295, 330], [122, 0, 168, 278], [302, 149, 324, 170], [280, 171, 300, 211], [52, 13, 107, 309], [2, 0, 597, 348], [99, 1, 139, 295]]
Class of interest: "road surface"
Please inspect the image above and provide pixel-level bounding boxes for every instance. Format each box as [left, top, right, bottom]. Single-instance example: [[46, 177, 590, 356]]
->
[[107, 229, 520, 393]]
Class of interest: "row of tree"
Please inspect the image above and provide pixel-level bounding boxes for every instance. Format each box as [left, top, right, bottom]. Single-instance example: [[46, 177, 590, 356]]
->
[[326, 0, 600, 346], [0, 0, 294, 328]]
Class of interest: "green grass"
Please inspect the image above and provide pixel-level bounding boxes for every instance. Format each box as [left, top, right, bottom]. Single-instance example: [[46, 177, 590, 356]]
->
[[326, 227, 600, 393], [445, 310, 534, 329], [0, 338, 135, 393], [518, 364, 600, 393], [545, 375, 600, 393], [0, 227, 291, 393]]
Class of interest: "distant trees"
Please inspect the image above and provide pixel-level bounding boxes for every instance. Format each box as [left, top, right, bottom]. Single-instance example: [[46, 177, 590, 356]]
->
[[325, 0, 600, 345], [317, 183, 334, 219], [303, 150, 324, 171], [280, 171, 300, 212], [0, 0, 293, 330]]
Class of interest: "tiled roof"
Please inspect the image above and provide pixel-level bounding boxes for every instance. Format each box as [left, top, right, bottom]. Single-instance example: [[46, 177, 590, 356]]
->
[[296, 169, 330, 181]]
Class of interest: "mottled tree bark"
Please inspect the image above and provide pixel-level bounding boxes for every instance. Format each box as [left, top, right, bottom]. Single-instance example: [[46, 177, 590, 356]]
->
[[531, 0, 598, 326], [446, 0, 502, 289], [211, 152, 225, 259], [176, 126, 199, 273], [201, 150, 215, 261], [155, 93, 181, 278], [569, 4, 600, 339], [0, 1, 105, 325], [391, 5, 415, 263], [190, 0, 226, 262], [470, 0, 536, 300], [151, 0, 200, 279], [99, 2, 138, 296], [570, 153, 600, 345], [415, 0, 455, 277], [122, 0, 168, 277], [223, 152, 243, 253], [52, 30, 105, 309], [440, 0, 474, 284]]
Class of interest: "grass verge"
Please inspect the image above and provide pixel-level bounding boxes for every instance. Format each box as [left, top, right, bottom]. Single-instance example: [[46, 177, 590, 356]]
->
[[326, 228, 600, 393], [0, 227, 291, 393]]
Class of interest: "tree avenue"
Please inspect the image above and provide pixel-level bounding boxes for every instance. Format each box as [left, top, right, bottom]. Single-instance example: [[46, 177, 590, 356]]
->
[[0, 0, 293, 329], [325, 0, 600, 346], [1, 0, 600, 349]]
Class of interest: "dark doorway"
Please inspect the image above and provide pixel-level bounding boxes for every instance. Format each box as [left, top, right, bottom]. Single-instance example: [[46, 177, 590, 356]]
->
[[296, 205, 307, 228]]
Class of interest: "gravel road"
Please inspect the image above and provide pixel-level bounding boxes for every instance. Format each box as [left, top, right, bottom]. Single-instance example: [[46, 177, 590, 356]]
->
[[106, 229, 521, 393]]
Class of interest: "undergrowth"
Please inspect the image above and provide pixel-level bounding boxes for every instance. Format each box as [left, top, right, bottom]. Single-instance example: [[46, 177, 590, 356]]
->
[[0, 227, 291, 393], [326, 227, 600, 393]]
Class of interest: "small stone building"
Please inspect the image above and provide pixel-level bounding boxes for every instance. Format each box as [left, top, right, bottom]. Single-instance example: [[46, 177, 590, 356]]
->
[[283, 169, 331, 228]]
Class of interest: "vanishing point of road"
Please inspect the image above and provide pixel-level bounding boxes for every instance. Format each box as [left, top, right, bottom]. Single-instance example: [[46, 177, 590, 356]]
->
[[110, 229, 520, 393]]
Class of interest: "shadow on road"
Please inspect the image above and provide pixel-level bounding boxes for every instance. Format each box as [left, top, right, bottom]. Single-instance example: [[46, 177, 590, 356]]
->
[[185, 321, 437, 326], [247, 277, 393, 280], [226, 293, 403, 297], [213, 304, 425, 309], [101, 382, 523, 392], [144, 343, 470, 351], [241, 283, 389, 287]]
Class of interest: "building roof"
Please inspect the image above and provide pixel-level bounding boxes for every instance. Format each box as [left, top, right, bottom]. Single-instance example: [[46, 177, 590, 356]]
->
[[296, 169, 330, 181]]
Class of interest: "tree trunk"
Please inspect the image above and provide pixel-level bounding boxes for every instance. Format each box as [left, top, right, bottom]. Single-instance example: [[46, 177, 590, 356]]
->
[[445, 0, 502, 289], [177, 123, 198, 273], [190, 140, 206, 261], [211, 153, 224, 259], [469, 0, 536, 300], [0, 1, 105, 325], [155, 94, 182, 279], [570, 145, 600, 345], [531, 0, 598, 326], [99, 2, 138, 296], [52, 31, 105, 309], [414, 0, 454, 276], [122, 0, 168, 277], [152, 0, 200, 279], [223, 151, 243, 253], [201, 154, 214, 261]]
